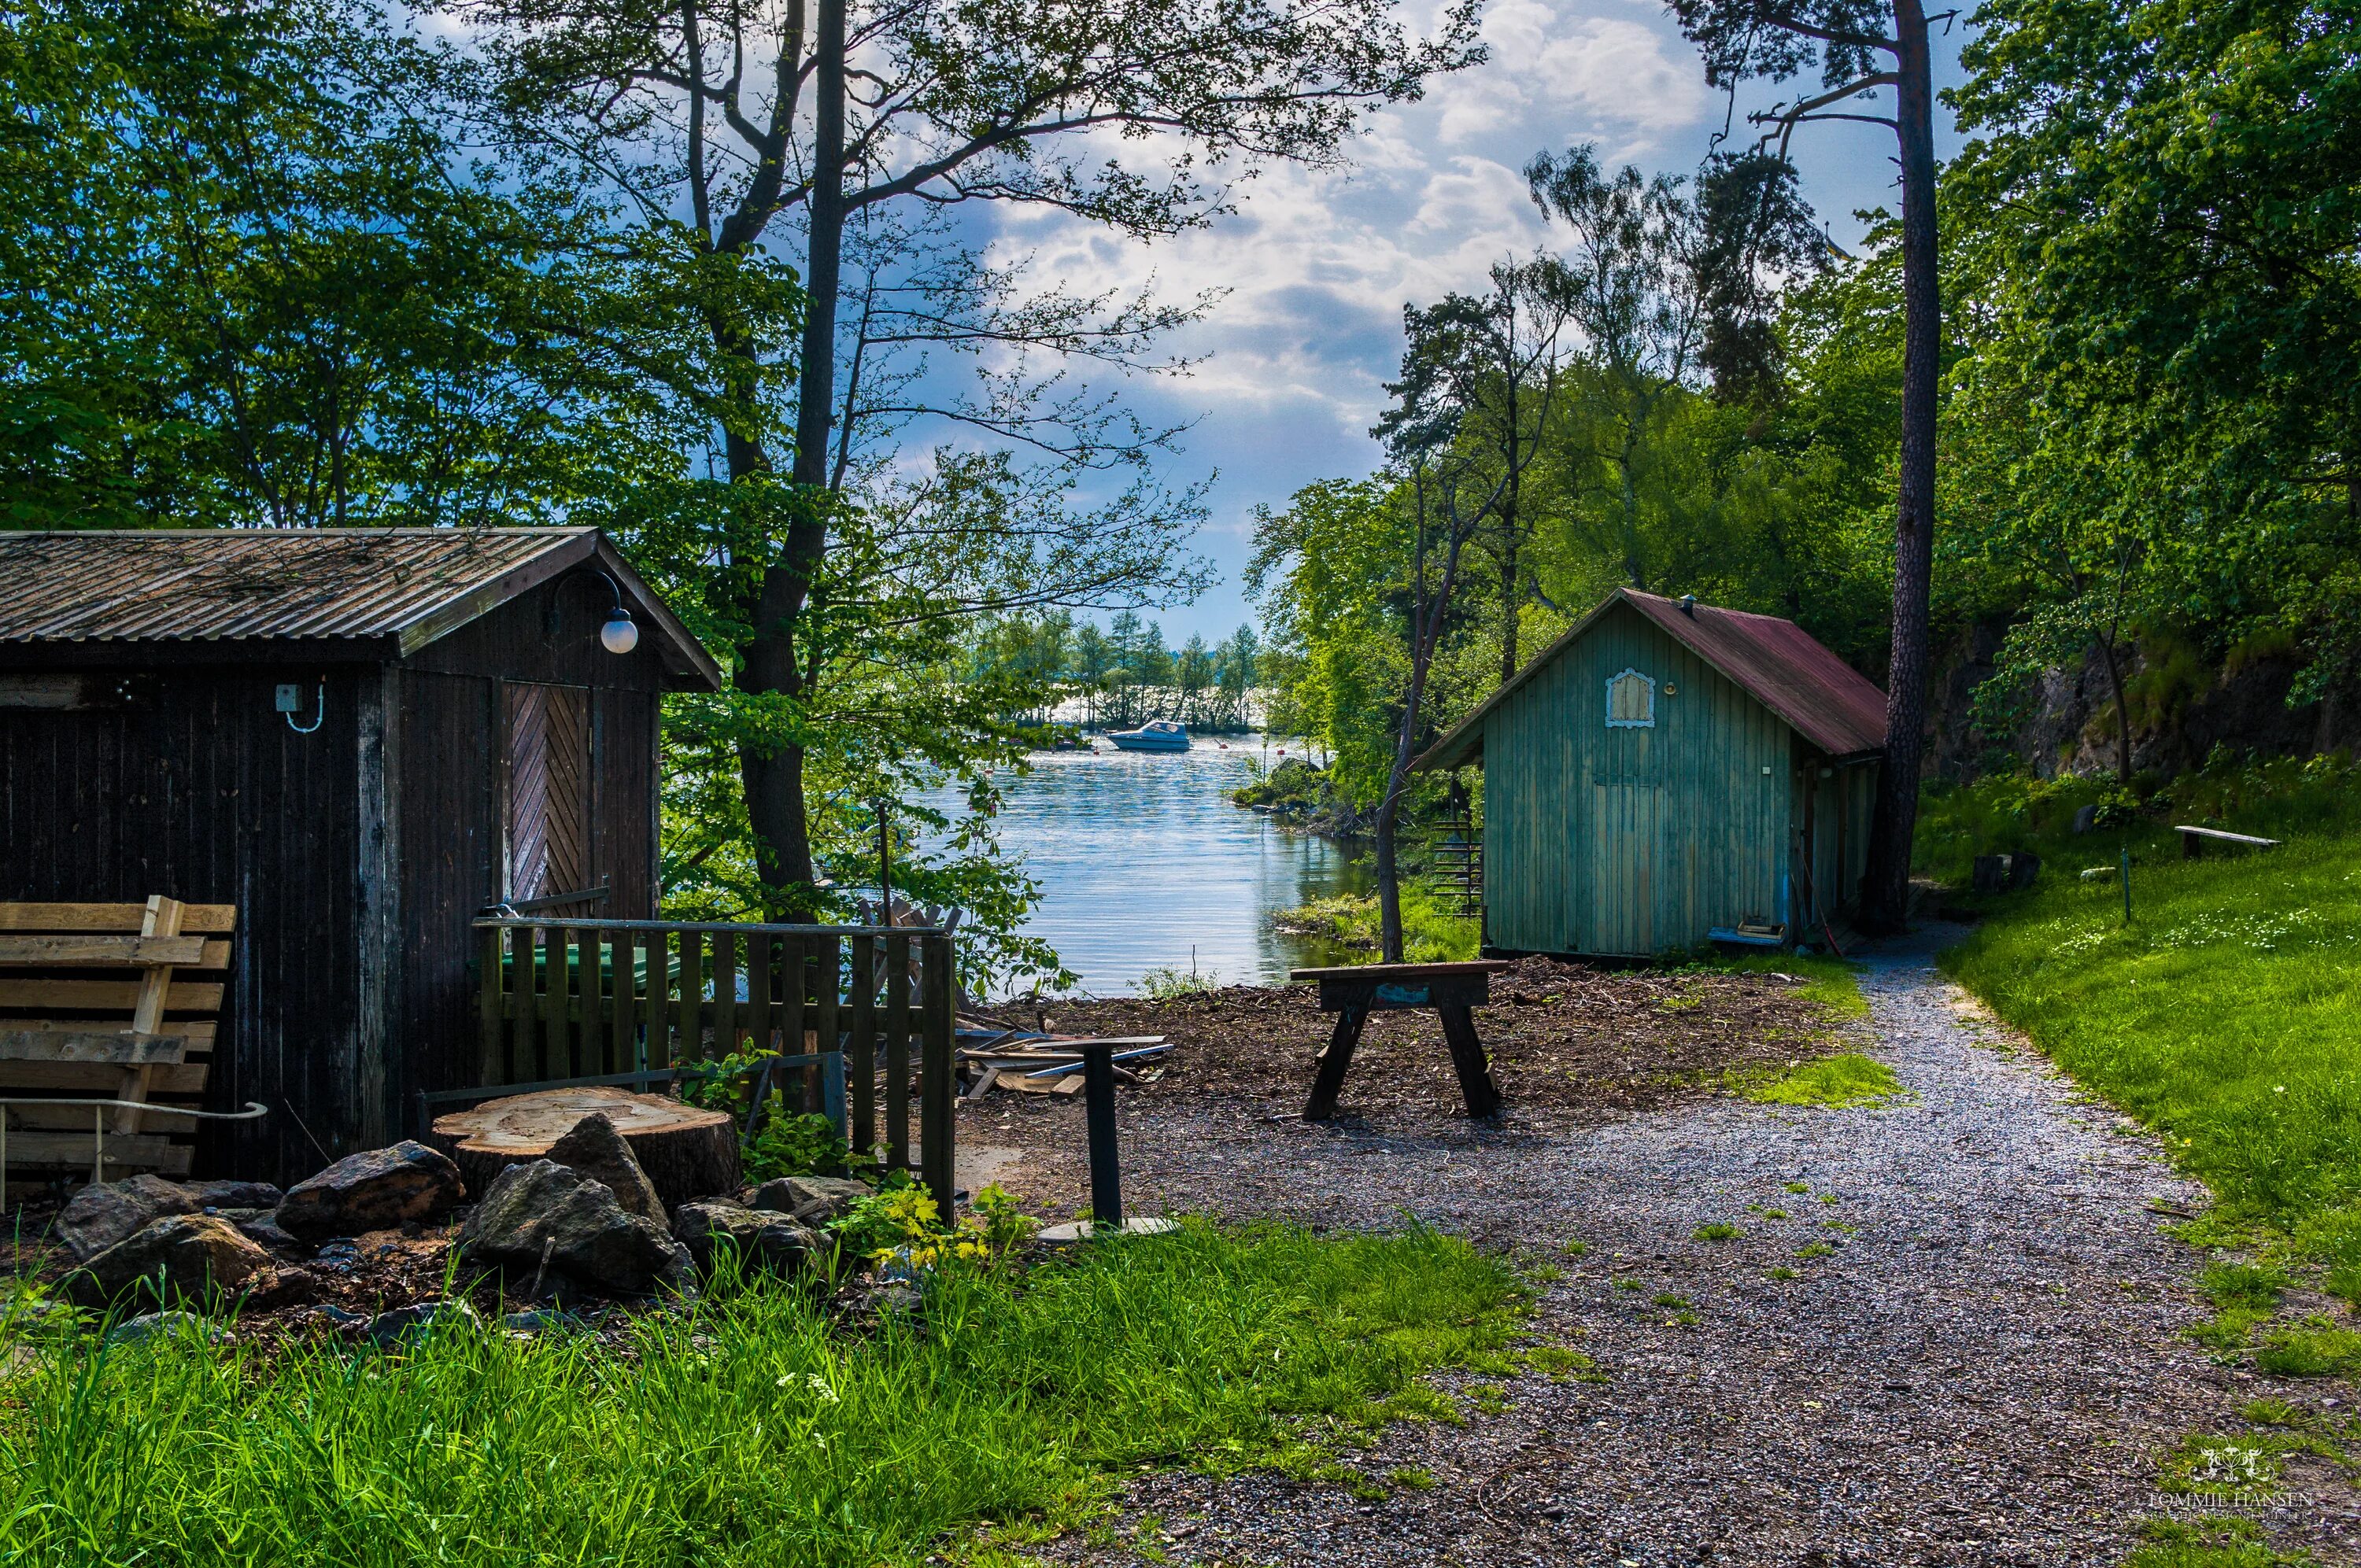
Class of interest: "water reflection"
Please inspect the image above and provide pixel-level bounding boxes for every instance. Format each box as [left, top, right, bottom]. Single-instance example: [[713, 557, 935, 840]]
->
[[914, 738, 1368, 995]]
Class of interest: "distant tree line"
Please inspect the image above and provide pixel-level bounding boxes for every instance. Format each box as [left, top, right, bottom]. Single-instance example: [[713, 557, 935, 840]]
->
[[963, 612, 1263, 732]]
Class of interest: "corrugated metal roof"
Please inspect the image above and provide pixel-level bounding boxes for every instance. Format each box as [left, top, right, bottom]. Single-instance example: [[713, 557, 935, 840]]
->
[[1417, 588, 1887, 769], [0, 526, 722, 689], [0, 527, 582, 643]]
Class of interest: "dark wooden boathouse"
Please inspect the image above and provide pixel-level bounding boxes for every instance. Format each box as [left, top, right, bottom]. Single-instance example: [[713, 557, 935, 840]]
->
[[0, 528, 720, 1180]]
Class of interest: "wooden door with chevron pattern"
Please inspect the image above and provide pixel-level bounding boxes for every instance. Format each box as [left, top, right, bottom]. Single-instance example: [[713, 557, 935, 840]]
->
[[504, 682, 592, 903]]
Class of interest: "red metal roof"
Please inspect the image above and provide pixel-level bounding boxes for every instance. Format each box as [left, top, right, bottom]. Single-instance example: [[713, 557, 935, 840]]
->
[[1417, 588, 1887, 769], [1620, 591, 1887, 756]]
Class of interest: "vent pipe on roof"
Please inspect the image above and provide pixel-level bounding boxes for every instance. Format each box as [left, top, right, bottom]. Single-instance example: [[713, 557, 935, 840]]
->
[[1679, 593, 1697, 616]]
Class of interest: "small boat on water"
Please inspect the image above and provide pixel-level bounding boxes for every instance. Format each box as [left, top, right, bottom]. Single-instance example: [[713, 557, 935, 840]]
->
[[1107, 718, 1191, 753]]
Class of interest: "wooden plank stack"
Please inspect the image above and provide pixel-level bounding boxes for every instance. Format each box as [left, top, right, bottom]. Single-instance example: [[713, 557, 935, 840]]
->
[[0, 897, 235, 1179], [956, 1028, 1169, 1100]]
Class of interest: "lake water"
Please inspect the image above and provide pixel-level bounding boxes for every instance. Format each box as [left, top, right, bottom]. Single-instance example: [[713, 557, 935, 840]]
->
[[917, 739, 1369, 996]]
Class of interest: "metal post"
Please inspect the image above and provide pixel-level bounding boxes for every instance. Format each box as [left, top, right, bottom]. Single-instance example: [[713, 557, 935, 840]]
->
[[2122, 846, 2133, 924], [1082, 1045, 1121, 1227]]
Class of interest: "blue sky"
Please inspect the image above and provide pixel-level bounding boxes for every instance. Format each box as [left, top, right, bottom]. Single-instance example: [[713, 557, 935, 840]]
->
[[988, 0, 1975, 644]]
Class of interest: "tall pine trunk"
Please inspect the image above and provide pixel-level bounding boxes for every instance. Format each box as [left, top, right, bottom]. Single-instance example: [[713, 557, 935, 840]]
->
[[1857, 0, 1938, 934], [736, 0, 845, 909]]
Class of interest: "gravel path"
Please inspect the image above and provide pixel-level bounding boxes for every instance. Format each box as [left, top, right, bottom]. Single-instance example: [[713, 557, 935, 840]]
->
[[1019, 928, 2346, 1566]]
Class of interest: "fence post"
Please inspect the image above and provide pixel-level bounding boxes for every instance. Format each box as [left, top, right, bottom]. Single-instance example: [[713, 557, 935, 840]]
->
[[885, 934, 911, 1172], [919, 932, 956, 1212], [848, 933, 876, 1155], [477, 924, 505, 1086]]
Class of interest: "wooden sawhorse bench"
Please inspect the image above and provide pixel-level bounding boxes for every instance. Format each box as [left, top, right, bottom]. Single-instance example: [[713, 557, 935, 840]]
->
[[1295, 960, 1510, 1122]]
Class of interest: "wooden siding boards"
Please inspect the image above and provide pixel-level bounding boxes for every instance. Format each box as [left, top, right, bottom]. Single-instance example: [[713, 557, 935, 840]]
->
[[0, 667, 371, 1176], [1479, 601, 1802, 957]]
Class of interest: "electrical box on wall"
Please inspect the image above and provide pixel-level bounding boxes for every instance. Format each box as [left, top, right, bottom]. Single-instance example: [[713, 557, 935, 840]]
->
[[275, 684, 301, 713]]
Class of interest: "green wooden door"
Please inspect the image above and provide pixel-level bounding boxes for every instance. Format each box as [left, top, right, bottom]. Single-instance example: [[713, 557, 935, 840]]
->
[[1588, 780, 1661, 955]]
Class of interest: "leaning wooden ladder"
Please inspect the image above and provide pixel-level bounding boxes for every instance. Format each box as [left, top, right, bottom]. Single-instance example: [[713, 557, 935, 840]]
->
[[0, 898, 239, 1186]]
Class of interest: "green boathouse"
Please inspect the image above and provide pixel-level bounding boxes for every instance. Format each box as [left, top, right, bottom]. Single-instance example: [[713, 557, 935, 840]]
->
[[1415, 588, 1887, 957]]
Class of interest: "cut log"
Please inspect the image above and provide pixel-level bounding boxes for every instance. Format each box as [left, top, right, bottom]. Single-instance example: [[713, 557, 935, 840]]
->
[[428, 1088, 739, 1210]]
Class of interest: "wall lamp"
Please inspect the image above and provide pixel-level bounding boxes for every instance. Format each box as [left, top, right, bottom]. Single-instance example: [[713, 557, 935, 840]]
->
[[551, 566, 639, 655]]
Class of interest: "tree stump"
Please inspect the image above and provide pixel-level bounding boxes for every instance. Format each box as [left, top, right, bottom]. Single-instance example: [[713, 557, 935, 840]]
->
[[427, 1088, 739, 1211]]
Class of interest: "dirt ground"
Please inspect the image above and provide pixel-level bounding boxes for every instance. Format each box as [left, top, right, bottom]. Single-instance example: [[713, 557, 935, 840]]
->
[[957, 955, 1847, 1224]]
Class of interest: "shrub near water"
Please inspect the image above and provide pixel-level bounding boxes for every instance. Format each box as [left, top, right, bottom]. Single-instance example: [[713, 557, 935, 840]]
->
[[0, 1223, 1522, 1567]]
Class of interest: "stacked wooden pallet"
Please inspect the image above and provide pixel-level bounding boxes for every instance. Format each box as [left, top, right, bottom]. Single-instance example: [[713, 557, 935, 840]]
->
[[0, 898, 235, 1179]]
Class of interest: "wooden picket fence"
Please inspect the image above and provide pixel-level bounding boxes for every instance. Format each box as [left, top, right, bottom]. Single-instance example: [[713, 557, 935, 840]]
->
[[471, 918, 957, 1204]]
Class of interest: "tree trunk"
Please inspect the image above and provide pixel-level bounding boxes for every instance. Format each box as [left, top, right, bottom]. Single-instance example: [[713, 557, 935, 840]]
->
[[2098, 636, 2134, 782], [1374, 794, 1404, 962], [427, 1088, 741, 1211], [1857, 0, 1939, 935], [1499, 386, 1524, 687], [734, 0, 846, 909]]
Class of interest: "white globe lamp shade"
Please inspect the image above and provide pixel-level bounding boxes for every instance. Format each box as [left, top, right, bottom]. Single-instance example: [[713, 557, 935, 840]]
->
[[600, 613, 640, 655]]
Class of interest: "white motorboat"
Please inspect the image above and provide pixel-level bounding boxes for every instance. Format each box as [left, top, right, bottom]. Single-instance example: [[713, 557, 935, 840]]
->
[[1106, 718, 1191, 753]]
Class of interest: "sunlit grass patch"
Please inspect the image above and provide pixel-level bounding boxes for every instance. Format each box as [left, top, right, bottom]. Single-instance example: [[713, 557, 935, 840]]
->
[[2128, 1515, 2307, 1567], [1679, 951, 1869, 1020], [1942, 802, 2361, 1292], [1738, 1052, 1908, 1109], [1269, 889, 1480, 964], [2253, 1319, 2361, 1378], [0, 1221, 1523, 1567]]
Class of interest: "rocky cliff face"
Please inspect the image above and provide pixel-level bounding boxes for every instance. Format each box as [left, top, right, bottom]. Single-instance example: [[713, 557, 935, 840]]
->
[[1926, 622, 2361, 781]]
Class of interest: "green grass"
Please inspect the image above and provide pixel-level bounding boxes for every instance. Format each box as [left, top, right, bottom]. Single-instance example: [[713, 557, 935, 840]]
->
[[1738, 1052, 1908, 1109], [1272, 888, 1481, 964], [1676, 951, 1869, 1020], [2128, 1517, 2312, 1566], [1690, 1223, 1741, 1241], [1942, 788, 2361, 1282], [0, 1222, 1522, 1566]]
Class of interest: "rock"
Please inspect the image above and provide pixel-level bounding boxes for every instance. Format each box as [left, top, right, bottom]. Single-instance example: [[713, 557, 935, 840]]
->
[[66, 1216, 270, 1308], [238, 1266, 323, 1312], [364, 1300, 481, 1347], [225, 1210, 306, 1257], [750, 1175, 869, 1223], [847, 1282, 922, 1322], [672, 1200, 826, 1276], [276, 1141, 463, 1241], [105, 1310, 228, 1347], [184, 1179, 283, 1211], [545, 1113, 666, 1223], [499, 1308, 582, 1335], [57, 1175, 198, 1262], [305, 1304, 370, 1334], [456, 1160, 693, 1296]]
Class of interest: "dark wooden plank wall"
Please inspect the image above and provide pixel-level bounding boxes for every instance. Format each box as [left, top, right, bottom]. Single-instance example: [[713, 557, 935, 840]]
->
[[394, 668, 502, 1128], [0, 666, 371, 1178], [392, 581, 663, 1118], [406, 574, 671, 693]]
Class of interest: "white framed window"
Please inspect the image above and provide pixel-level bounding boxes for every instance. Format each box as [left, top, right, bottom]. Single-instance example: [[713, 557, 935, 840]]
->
[[1605, 668, 1655, 728]]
